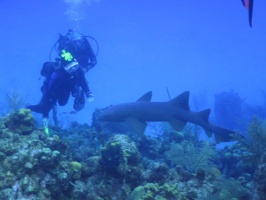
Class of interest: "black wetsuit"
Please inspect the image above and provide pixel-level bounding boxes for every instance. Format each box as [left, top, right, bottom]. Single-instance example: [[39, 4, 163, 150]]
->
[[28, 65, 90, 118], [28, 33, 97, 118], [58, 33, 97, 71]]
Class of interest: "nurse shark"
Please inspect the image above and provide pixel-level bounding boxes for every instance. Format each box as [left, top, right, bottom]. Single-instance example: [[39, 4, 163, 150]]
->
[[99, 91, 234, 143]]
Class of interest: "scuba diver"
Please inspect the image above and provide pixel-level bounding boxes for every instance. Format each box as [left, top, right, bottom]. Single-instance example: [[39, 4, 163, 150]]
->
[[27, 29, 98, 134]]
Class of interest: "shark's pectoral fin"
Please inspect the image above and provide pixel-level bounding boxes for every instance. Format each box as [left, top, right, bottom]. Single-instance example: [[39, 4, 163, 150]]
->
[[169, 119, 187, 131], [126, 117, 147, 137]]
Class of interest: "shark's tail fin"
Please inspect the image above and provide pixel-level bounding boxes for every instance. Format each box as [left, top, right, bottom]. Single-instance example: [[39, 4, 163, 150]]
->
[[210, 125, 235, 143], [197, 109, 234, 143]]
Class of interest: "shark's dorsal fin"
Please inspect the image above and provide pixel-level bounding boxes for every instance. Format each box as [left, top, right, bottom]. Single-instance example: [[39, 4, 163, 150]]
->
[[136, 91, 152, 102], [169, 91, 190, 110]]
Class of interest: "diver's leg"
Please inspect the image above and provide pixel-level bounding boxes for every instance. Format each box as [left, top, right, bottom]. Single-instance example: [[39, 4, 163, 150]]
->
[[73, 87, 85, 111], [27, 72, 58, 117], [57, 87, 71, 106], [27, 94, 56, 118]]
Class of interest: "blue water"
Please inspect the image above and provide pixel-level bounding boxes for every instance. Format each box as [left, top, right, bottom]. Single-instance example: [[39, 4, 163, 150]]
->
[[1, 1, 266, 199], [1, 0, 266, 128]]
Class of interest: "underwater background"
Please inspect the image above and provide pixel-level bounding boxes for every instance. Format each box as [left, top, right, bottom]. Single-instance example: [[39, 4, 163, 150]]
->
[[1, 0, 266, 199]]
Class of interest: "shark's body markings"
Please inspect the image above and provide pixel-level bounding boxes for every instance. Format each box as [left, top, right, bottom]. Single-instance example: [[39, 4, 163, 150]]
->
[[99, 91, 234, 143]]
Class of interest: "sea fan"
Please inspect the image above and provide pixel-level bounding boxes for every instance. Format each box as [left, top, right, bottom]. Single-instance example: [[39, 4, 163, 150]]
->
[[3, 88, 25, 112], [232, 117, 266, 163], [166, 140, 216, 173]]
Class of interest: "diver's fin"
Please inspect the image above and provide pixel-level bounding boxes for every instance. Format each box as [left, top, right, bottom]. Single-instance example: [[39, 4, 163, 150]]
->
[[248, 0, 254, 27], [241, 0, 253, 27], [126, 117, 147, 137], [136, 91, 152, 102]]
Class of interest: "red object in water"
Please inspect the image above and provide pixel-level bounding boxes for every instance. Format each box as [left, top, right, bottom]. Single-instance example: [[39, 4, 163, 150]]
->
[[241, 0, 254, 27]]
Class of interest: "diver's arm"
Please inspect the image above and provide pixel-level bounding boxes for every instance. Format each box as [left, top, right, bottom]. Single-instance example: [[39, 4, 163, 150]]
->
[[76, 68, 91, 95], [84, 38, 97, 70]]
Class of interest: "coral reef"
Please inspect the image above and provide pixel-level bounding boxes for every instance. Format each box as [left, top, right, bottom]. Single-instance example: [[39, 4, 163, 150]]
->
[[100, 134, 143, 188], [3, 108, 34, 134], [231, 117, 266, 200], [128, 183, 187, 200], [233, 117, 266, 161], [253, 152, 266, 200], [0, 108, 261, 199], [165, 140, 216, 173]]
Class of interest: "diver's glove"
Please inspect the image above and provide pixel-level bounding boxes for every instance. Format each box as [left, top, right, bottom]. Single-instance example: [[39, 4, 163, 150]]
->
[[86, 92, 95, 103], [43, 117, 49, 136]]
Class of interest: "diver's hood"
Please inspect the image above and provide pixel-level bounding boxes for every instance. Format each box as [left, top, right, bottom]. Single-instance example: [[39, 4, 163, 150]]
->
[[69, 31, 83, 42]]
